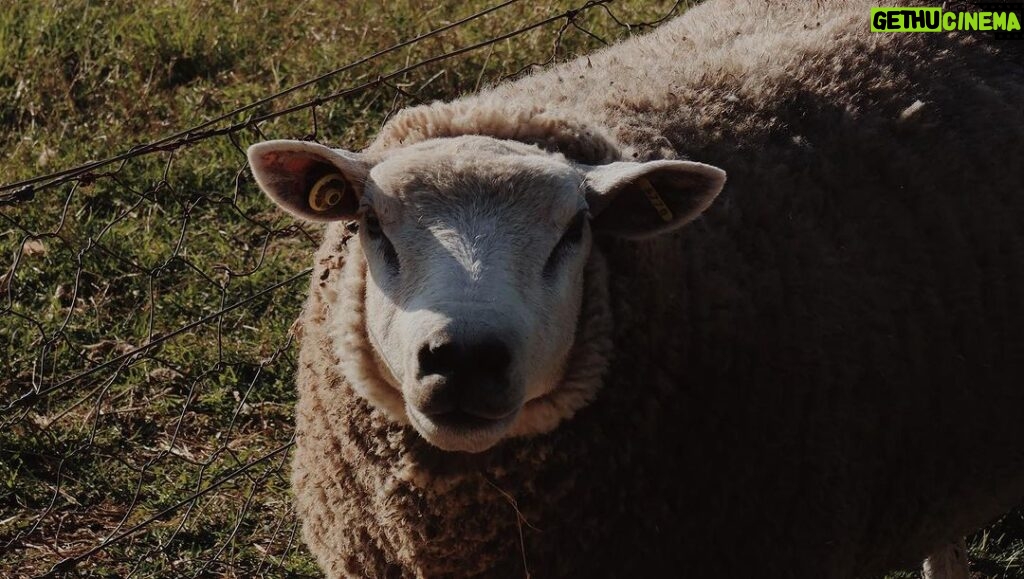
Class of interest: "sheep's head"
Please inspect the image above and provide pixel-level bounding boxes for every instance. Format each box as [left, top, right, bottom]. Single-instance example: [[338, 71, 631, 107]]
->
[[248, 136, 725, 453]]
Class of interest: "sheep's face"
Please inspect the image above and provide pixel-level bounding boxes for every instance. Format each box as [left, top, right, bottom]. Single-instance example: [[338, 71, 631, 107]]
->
[[249, 136, 725, 453], [356, 140, 589, 453]]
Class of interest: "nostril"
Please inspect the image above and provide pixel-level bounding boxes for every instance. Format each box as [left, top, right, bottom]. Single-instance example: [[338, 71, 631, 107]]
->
[[465, 338, 511, 377], [416, 336, 512, 380], [418, 341, 460, 379]]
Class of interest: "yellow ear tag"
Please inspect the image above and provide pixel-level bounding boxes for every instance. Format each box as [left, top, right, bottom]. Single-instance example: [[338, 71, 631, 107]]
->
[[637, 178, 674, 223], [308, 174, 347, 212]]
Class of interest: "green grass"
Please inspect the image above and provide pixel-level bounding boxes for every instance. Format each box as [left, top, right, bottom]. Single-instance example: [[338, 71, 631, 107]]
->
[[0, 1, 688, 576], [1, 1, 1021, 578]]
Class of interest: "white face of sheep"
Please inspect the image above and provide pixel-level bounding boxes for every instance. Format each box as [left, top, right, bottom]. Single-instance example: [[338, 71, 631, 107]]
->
[[249, 136, 725, 453]]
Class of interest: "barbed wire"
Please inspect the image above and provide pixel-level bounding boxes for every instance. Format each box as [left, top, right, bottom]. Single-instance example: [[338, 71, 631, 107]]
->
[[0, 0, 524, 202], [0, 1, 685, 577]]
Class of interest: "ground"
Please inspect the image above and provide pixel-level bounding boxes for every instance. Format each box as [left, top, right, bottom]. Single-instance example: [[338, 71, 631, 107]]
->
[[0, 1, 1020, 577]]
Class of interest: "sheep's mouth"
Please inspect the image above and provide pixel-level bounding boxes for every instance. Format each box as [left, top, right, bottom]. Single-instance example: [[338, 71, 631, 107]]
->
[[407, 404, 519, 453], [427, 407, 518, 431]]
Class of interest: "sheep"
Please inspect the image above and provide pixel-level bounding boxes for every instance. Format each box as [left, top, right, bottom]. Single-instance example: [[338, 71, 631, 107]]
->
[[246, 0, 1024, 577]]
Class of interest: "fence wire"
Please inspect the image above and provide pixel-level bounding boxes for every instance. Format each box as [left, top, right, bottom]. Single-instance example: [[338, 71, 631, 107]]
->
[[0, 1, 684, 577]]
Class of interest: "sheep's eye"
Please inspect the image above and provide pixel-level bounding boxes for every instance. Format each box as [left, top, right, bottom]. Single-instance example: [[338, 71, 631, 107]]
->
[[364, 212, 383, 238], [558, 211, 586, 246], [543, 211, 587, 279], [362, 210, 399, 272]]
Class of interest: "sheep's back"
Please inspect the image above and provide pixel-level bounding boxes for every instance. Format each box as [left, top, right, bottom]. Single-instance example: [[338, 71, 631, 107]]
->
[[585, 1, 1024, 573]]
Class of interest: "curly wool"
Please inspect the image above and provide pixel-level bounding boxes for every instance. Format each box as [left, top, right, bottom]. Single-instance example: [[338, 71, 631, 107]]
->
[[292, 0, 1024, 577]]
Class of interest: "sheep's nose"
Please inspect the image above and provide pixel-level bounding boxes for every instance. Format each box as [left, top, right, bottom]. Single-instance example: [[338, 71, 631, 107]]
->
[[418, 336, 511, 380], [415, 336, 515, 421]]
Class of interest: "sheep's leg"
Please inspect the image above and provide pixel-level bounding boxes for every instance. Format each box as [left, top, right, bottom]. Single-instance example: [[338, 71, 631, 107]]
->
[[921, 538, 969, 579]]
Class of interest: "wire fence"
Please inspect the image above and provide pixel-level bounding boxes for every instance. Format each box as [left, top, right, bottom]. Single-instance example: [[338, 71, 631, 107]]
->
[[0, 1, 683, 576]]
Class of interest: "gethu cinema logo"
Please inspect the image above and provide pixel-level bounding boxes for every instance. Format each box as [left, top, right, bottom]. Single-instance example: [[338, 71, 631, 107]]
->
[[871, 7, 1022, 32]]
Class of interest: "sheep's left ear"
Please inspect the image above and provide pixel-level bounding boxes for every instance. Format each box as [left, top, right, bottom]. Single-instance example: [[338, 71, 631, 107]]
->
[[247, 140, 369, 222], [583, 160, 726, 238]]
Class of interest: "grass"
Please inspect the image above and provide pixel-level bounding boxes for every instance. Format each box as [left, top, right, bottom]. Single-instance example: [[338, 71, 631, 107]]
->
[[0, 1, 1020, 578]]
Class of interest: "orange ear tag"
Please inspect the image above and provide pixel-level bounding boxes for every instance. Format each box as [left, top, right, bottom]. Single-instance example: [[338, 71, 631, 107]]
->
[[637, 178, 674, 222], [308, 174, 347, 212]]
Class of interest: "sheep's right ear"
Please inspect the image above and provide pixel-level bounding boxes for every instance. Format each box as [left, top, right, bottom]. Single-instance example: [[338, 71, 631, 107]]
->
[[247, 140, 369, 222]]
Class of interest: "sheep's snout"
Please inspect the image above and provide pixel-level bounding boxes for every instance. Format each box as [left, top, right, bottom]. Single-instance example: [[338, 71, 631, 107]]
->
[[414, 335, 518, 419], [405, 333, 523, 452]]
